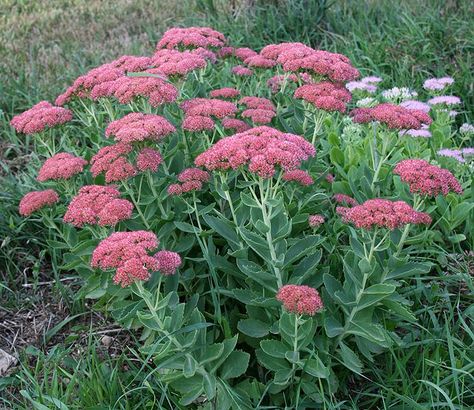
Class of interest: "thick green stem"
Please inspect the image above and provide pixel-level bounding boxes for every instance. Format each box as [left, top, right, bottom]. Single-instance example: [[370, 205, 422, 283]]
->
[[258, 179, 283, 288], [187, 194, 222, 322], [122, 181, 151, 229], [394, 194, 422, 257], [135, 281, 184, 350], [147, 172, 167, 216]]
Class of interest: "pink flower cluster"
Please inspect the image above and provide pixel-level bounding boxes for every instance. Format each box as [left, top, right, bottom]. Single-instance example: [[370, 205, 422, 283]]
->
[[110, 55, 153, 72], [282, 169, 314, 186], [64, 185, 133, 227], [136, 148, 163, 172], [181, 98, 238, 118], [90, 143, 136, 183], [240, 96, 276, 124], [156, 27, 226, 50], [182, 115, 215, 132], [232, 65, 253, 77], [92, 231, 180, 287], [350, 103, 432, 130], [19, 189, 59, 216], [194, 126, 315, 178], [154, 250, 182, 275], [333, 193, 358, 207], [308, 214, 325, 228], [37, 153, 87, 182], [218, 47, 257, 60], [151, 49, 207, 76], [276, 285, 324, 316], [295, 81, 352, 113], [105, 113, 176, 143], [192, 47, 217, 63], [337, 199, 432, 230], [210, 87, 240, 99], [423, 77, 454, 91], [393, 159, 462, 196], [221, 118, 250, 133], [181, 98, 238, 131], [55, 64, 123, 105], [11, 101, 73, 134], [260, 42, 359, 82], [243, 55, 276, 68], [103, 76, 179, 107], [168, 167, 210, 196]]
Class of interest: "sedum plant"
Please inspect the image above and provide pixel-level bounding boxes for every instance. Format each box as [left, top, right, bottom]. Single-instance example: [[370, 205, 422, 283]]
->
[[12, 26, 472, 408]]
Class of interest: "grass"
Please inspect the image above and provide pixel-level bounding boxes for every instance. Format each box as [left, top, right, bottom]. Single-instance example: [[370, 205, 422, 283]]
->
[[0, 0, 473, 408]]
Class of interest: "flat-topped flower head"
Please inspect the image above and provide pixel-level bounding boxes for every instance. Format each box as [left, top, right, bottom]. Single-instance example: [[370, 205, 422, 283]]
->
[[108, 76, 178, 107], [168, 168, 210, 195], [192, 47, 217, 63], [239, 96, 275, 110], [90, 143, 136, 183], [156, 27, 226, 50], [282, 169, 314, 186], [221, 118, 250, 133], [234, 47, 258, 60], [400, 100, 431, 113], [423, 77, 454, 91], [194, 126, 315, 179], [217, 46, 235, 58], [243, 55, 277, 68], [240, 96, 276, 124], [19, 189, 59, 216], [295, 81, 352, 113], [232, 65, 253, 77], [105, 113, 176, 143], [181, 98, 238, 118], [110, 55, 153, 72], [136, 148, 163, 172], [210, 87, 240, 99], [151, 49, 207, 76], [277, 285, 323, 316], [154, 250, 182, 275], [91, 231, 164, 287], [55, 64, 124, 105], [182, 115, 215, 132], [393, 159, 463, 196], [11, 101, 73, 134], [333, 193, 358, 207], [427, 96, 461, 106], [337, 199, 432, 230], [350, 103, 432, 130], [308, 214, 325, 228], [178, 168, 210, 183], [261, 43, 359, 82], [242, 109, 276, 124], [64, 185, 133, 227], [37, 153, 87, 182]]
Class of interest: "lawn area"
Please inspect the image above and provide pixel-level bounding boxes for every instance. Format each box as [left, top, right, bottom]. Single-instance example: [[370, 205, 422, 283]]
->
[[1, 1, 473, 409]]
